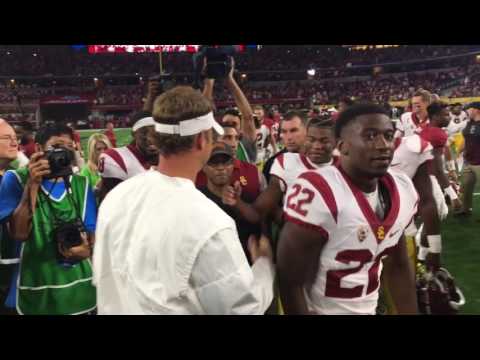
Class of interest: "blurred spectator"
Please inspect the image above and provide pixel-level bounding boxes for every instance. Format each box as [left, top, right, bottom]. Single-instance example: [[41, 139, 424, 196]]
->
[[104, 121, 117, 147], [80, 133, 112, 191]]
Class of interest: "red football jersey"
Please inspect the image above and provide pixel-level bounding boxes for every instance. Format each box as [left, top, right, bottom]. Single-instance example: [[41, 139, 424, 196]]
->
[[419, 126, 448, 149]]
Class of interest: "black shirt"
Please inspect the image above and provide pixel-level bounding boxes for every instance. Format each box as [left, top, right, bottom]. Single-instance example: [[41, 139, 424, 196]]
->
[[463, 120, 480, 165], [199, 186, 261, 264], [262, 148, 288, 184]]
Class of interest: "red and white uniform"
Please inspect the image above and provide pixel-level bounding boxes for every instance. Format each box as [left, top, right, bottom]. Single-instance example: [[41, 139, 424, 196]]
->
[[99, 143, 150, 182], [255, 124, 271, 164], [446, 111, 468, 137], [396, 112, 429, 138], [391, 129, 449, 220], [270, 152, 333, 194], [391, 134, 434, 179], [420, 126, 448, 150], [283, 165, 418, 315]]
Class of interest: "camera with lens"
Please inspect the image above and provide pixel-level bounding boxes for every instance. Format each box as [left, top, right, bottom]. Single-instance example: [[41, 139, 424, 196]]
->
[[44, 146, 74, 179], [53, 220, 86, 264], [193, 45, 243, 87]]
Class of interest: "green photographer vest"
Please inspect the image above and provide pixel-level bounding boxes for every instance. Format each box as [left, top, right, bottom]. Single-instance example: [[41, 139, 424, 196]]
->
[[14, 168, 96, 315]]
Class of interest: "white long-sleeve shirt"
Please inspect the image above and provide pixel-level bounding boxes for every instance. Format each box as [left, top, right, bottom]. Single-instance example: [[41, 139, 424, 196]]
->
[[93, 170, 274, 315]]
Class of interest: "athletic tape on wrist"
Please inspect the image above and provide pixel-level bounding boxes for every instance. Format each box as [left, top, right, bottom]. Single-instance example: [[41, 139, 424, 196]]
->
[[427, 234, 442, 254], [444, 185, 458, 200], [418, 246, 429, 261], [447, 160, 456, 171]]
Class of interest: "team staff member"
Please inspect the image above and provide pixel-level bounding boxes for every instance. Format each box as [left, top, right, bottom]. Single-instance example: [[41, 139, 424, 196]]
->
[[94, 86, 275, 315], [457, 102, 480, 218]]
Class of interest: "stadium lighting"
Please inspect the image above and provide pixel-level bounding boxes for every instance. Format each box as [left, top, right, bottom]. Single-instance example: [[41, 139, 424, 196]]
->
[[307, 68, 316, 77]]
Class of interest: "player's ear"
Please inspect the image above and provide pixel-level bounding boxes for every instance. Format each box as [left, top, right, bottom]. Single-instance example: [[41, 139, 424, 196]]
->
[[337, 139, 349, 156], [196, 130, 210, 150], [194, 132, 203, 150]]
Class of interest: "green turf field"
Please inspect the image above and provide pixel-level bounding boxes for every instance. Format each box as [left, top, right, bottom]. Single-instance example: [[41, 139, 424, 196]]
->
[[79, 128, 480, 314], [442, 182, 480, 314]]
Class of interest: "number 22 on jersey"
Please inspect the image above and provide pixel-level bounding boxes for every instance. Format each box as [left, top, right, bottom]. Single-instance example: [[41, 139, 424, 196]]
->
[[286, 183, 395, 299]]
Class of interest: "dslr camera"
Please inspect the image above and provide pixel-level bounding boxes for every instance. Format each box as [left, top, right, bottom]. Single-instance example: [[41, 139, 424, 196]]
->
[[44, 146, 74, 179], [53, 220, 86, 264]]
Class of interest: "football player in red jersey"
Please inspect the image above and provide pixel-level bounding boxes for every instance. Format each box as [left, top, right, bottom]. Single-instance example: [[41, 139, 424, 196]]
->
[[277, 104, 418, 315], [421, 102, 462, 212]]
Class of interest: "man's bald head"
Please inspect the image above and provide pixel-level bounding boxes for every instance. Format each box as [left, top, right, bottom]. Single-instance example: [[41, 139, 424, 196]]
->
[[0, 118, 19, 162], [0, 118, 13, 132]]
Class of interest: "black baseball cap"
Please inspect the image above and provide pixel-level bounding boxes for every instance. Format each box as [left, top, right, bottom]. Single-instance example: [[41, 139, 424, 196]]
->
[[209, 142, 234, 160]]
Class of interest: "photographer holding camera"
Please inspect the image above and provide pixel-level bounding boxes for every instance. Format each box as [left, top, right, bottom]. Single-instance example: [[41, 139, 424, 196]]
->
[[0, 124, 97, 315], [201, 53, 258, 164]]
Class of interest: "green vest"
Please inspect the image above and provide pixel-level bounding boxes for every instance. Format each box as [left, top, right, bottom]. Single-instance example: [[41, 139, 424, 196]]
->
[[80, 165, 101, 188], [14, 168, 96, 315]]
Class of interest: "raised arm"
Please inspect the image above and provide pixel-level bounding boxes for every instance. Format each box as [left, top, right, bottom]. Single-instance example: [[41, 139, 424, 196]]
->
[[225, 60, 256, 143], [9, 153, 48, 241]]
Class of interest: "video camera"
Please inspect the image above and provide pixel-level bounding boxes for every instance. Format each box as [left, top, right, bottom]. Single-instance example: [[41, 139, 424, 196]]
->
[[44, 146, 74, 179], [148, 73, 176, 94], [193, 45, 243, 87]]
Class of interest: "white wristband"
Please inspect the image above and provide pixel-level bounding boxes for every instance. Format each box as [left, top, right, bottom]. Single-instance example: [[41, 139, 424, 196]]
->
[[427, 235, 442, 254], [446, 160, 456, 171], [418, 246, 429, 261], [444, 185, 458, 200]]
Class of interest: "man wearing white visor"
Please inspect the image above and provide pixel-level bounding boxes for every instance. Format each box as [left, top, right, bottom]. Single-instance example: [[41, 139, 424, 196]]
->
[[94, 86, 275, 315], [98, 111, 160, 201]]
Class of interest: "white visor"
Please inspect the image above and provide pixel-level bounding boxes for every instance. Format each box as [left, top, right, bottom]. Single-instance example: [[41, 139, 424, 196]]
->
[[132, 117, 156, 132], [155, 112, 224, 137]]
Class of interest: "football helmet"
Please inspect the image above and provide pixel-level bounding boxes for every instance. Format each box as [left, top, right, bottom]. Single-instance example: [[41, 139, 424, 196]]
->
[[417, 267, 466, 315]]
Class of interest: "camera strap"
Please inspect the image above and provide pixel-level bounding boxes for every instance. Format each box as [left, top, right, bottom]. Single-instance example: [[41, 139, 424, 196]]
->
[[62, 176, 87, 231], [37, 176, 86, 231]]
